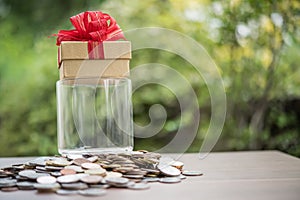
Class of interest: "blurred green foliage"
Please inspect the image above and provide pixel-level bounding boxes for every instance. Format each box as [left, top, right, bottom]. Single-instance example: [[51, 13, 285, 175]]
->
[[0, 0, 299, 156]]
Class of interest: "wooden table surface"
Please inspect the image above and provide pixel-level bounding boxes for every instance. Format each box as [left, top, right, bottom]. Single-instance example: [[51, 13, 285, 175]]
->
[[0, 151, 299, 200]]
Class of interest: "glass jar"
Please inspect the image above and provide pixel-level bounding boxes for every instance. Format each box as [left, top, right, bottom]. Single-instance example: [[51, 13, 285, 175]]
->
[[56, 77, 133, 155]]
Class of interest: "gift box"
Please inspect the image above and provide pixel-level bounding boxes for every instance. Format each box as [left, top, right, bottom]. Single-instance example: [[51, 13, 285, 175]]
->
[[60, 59, 130, 79], [58, 41, 131, 80]]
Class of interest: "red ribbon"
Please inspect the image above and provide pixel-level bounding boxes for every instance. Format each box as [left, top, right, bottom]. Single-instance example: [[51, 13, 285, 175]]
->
[[56, 11, 125, 45], [55, 11, 125, 59]]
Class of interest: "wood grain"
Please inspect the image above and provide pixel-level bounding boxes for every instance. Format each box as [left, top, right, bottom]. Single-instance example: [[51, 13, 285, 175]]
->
[[0, 151, 299, 200]]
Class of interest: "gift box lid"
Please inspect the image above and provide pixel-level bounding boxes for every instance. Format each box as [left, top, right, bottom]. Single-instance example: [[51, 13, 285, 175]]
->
[[59, 41, 131, 63]]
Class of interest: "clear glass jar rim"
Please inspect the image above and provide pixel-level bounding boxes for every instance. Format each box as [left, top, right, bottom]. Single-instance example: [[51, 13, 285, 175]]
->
[[57, 77, 130, 86]]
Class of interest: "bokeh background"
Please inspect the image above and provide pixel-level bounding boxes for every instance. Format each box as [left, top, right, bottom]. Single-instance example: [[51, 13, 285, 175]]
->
[[0, 0, 299, 157]]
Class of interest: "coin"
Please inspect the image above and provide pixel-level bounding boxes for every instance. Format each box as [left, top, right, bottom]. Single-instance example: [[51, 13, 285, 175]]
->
[[81, 163, 101, 169], [80, 175, 103, 184], [35, 166, 47, 172], [169, 161, 184, 170], [60, 168, 76, 175], [122, 174, 144, 179], [12, 164, 25, 170], [37, 176, 57, 184], [75, 173, 89, 179], [18, 170, 39, 180], [102, 164, 121, 169], [84, 168, 106, 176], [34, 183, 60, 191], [78, 188, 107, 196], [113, 167, 134, 173], [0, 151, 192, 195], [61, 183, 88, 190], [182, 170, 203, 176], [16, 181, 35, 190], [105, 177, 129, 186], [28, 157, 50, 166], [56, 189, 78, 195], [105, 171, 123, 178], [67, 154, 83, 160], [89, 184, 110, 189], [45, 166, 64, 171], [159, 177, 181, 184], [140, 168, 160, 175], [0, 178, 17, 188], [50, 172, 62, 177], [143, 177, 160, 182], [125, 169, 147, 175], [57, 174, 80, 183], [48, 158, 71, 167], [87, 156, 98, 163], [127, 182, 150, 190], [157, 165, 181, 177], [179, 174, 187, 179], [73, 158, 91, 166], [64, 165, 84, 173], [1, 187, 18, 192]]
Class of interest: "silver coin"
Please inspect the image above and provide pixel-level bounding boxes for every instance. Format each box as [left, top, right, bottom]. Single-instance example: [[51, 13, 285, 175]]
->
[[111, 181, 135, 188], [66, 154, 83, 160], [89, 184, 110, 189], [35, 166, 47, 172], [182, 170, 203, 176], [37, 176, 57, 184], [57, 174, 80, 183], [125, 169, 147, 175], [34, 183, 60, 191], [105, 171, 122, 178], [12, 164, 25, 170], [48, 158, 71, 167], [16, 181, 35, 190], [140, 168, 160, 175], [81, 163, 101, 169], [159, 177, 182, 184], [122, 174, 144, 179], [15, 175, 29, 181], [113, 167, 134, 173], [28, 157, 50, 166], [80, 175, 103, 184], [102, 164, 122, 169], [0, 178, 17, 188], [143, 177, 160, 182], [64, 165, 83, 173], [56, 189, 78, 195], [61, 182, 88, 190], [157, 165, 181, 177], [18, 170, 39, 180], [75, 173, 89, 179], [105, 177, 129, 186], [127, 182, 150, 190], [50, 171, 62, 177], [78, 188, 107, 196], [87, 156, 98, 162], [179, 174, 187, 179], [113, 160, 135, 165], [84, 168, 106, 176], [45, 166, 64, 171]]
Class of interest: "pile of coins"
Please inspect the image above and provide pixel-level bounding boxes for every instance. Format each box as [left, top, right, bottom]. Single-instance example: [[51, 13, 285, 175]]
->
[[0, 151, 203, 196]]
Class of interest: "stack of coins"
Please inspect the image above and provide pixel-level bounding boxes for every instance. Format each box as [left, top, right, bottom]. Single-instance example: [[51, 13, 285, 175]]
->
[[0, 151, 203, 196]]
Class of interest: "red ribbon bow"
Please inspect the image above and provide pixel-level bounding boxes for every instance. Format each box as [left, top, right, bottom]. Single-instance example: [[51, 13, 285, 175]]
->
[[55, 11, 125, 46]]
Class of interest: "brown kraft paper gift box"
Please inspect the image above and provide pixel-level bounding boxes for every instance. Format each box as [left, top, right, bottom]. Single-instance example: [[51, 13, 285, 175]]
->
[[58, 41, 131, 80]]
